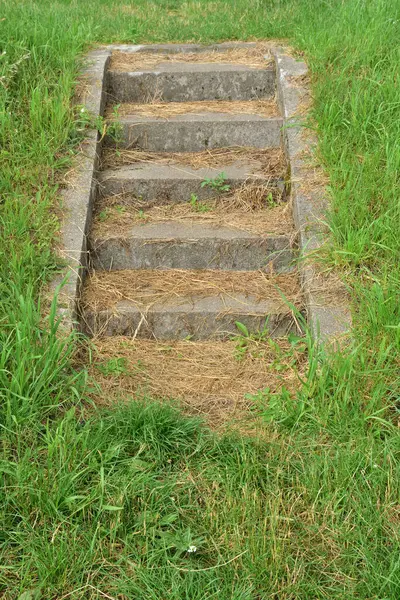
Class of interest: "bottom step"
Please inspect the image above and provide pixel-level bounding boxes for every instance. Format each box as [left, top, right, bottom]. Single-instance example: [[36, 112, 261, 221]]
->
[[80, 270, 302, 340]]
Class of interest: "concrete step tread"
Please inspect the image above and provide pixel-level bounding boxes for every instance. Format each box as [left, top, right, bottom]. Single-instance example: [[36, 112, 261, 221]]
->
[[110, 111, 282, 151], [108, 42, 262, 54], [92, 220, 291, 241], [89, 218, 295, 272], [117, 112, 282, 123], [92, 199, 292, 239], [110, 99, 280, 119], [99, 159, 269, 183], [81, 269, 301, 340], [98, 158, 284, 206], [82, 269, 300, 312]]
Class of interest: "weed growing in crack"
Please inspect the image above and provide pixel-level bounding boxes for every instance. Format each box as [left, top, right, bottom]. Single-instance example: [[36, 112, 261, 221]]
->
[[74, 104, 123, 143]]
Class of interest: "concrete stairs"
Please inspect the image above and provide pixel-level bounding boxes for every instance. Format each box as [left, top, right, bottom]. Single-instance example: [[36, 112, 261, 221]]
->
[[80, 44, 302, 343]]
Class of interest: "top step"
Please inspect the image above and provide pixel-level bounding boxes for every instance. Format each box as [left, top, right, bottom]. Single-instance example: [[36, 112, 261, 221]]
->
[[107, 63, 276, 104]]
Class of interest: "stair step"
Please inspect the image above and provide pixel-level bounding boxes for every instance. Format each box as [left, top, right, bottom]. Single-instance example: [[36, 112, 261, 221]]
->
[[90, 221, 294, 272], [80, 270, 301, 340], [98, 160, 283, 205], [111, 112, 282, 152], [107, 63, 275, 103]]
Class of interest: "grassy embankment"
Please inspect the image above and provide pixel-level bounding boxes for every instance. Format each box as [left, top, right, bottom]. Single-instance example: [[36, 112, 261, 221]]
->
[[0, 0, 399, 597]]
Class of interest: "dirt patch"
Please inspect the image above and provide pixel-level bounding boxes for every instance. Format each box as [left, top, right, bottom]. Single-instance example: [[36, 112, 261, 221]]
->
[[81, 269, 301, 312], [109, 99, 280, 118], [102, 146, 285, 173], [110, 44, 274, 71], [89, 336, 306, 429]]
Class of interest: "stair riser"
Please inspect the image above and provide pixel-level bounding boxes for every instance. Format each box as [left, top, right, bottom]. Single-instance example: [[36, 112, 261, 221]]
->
[[99, 176, 284, 206], [113, 118, 283, 152], [90, 237, 294, 272], [107, 69, 275, 103], [81, 308, 297, 340]]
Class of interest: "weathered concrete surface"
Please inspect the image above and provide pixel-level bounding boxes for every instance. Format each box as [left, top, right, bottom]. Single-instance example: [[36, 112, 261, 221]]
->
[[113, 113, 283, 152], [107, 42, 260, 54], [82, 294, 297, 340], [107, 63, 275, 103], [98, 160, 282, 205], [90, 221, 294, 271], [51, 49, 110, 329], [273, 48, 351, 340]]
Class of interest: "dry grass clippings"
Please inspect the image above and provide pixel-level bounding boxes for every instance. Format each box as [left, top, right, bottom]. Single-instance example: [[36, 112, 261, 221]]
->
[[81, 269, 301, 312], [92, 193, 293, 238], [101, 146, 285, 173], [110, 44, 274, 71], [89, 336, 307, 428], [109, 99, 280, 118]]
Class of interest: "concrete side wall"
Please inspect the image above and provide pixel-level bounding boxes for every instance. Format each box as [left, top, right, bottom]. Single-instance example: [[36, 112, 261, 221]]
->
[[273, 49, 352, 341], [52, 49, 111, 329]]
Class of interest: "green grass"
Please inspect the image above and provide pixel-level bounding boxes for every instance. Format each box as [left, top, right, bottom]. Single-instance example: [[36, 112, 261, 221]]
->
[[1, 0, 400, 597]]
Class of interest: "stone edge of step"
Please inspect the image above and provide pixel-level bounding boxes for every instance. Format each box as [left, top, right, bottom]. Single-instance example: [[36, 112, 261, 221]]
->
[[273, 48, 352, 342], [49, 48, 112, 331]]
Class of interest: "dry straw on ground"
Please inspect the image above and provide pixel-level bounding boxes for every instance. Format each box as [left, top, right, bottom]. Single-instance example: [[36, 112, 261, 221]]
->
[[96, 147, 289, 233], [90, 337, 306, 429], [102, 146, 285, 172], [108, 99, 280, 118], [110, 44, 273, 71], [81, 269, 301, 312], [96, 147, 290, 236], [92, 194, 293, 238]]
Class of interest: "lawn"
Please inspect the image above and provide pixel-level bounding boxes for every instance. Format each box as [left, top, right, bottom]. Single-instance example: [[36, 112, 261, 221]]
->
[[0, 0, 399, 597]]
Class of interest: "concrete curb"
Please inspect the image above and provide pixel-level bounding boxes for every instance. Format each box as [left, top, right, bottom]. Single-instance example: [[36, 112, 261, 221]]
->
[[273, 48, 352, 340], [53, 49, 111, 330]]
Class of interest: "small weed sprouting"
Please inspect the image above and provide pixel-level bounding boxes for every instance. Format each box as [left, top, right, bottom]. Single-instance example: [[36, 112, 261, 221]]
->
[[233, 322, 306, 366], [98, 209, 110, 222], [106, 104, 123, 143], [245, 385, 306, 429], [201, 172, 231, 193], [189, 193, 212, 213], [96, 357, 129, 376], [96, 357, 144, 377], [232, 320, 271, 361], [268, 333, 307, 372], [73, 104, 123, 143], [265, 191, 279, 208]]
